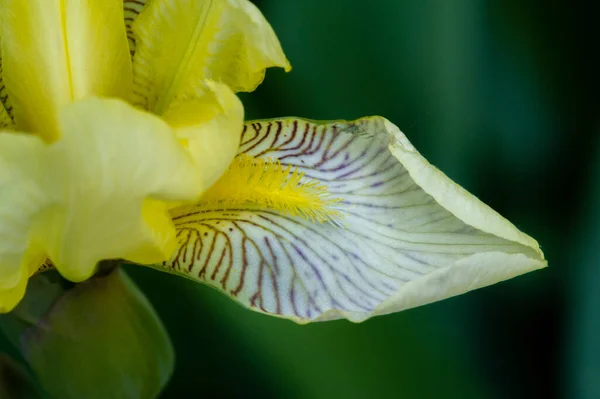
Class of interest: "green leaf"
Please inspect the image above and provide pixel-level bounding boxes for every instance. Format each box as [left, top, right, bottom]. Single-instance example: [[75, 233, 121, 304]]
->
[[0, 273, 67, 351], [0, 354, 40, 399], [19, 268, 174, 399]]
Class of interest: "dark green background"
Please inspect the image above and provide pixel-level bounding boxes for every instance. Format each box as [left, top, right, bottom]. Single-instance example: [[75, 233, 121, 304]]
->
[[3, 1, 599, 398]]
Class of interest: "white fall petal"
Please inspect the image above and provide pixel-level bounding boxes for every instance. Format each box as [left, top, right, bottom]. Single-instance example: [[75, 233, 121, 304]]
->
[[159, 117, 546, 323]]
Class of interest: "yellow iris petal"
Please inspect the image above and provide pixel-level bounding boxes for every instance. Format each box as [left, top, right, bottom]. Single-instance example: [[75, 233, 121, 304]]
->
[[0, 95, 241, 309], [34, 98, 206, 281], [0, 0, 132, 141], [0, 133, 47, 312], [165, 81, 244, 191], [131, 0, 290, 114], [0, 261, 28, 313]]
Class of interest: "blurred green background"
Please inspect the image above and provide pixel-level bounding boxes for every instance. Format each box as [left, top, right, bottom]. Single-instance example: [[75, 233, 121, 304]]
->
[[2, 1, 599, 398]]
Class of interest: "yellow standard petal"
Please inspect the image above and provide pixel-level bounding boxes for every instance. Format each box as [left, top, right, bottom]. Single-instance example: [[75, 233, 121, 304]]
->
[[150, 117, 546, 323], [0, 0, 133, 141], [131, 0, 290, 114], [0, 95, 242, 310], [164, 80, 244, 191]]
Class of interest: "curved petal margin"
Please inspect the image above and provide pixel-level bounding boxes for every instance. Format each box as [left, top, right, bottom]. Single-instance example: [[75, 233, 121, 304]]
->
[[153, 118, 545, 322], [131, 0, 290, 114], [0, 134, 47, 312]]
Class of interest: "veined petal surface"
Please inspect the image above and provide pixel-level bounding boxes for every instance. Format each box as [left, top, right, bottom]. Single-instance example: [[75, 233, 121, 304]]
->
[[124, 0, 147, 55], [160, 118, 546, 323], [0, 0, 132, 141], [0, 97, 238, 311], [131, 0, 290, 114], [0, 54, 13, 129]]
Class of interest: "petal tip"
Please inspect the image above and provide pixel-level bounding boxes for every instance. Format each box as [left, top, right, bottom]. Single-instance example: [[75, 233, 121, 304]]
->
[[0, 270, 28, 314]]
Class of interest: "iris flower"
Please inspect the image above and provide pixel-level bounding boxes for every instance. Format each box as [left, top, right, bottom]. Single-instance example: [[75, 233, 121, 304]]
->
[[0, 0, 546, 322]]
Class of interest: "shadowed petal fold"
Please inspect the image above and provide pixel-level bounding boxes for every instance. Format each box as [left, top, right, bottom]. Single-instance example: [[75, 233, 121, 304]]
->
[[123, 0, 147, 55], [156, 117, 546, 323], [0, 54, 13, 129]]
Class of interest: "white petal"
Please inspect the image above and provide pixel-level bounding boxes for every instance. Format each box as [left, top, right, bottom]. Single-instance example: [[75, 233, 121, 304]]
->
[[160, 117, 546, 322]]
